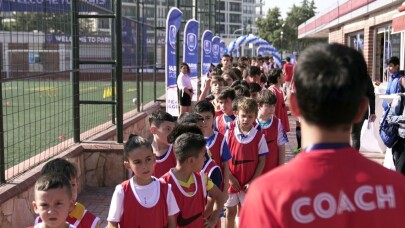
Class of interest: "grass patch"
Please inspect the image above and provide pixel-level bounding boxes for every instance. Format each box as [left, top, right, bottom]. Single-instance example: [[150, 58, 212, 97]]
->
[[2, 80, 165, 169]]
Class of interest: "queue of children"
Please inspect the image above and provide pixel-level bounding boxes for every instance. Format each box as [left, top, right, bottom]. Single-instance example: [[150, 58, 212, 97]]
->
[[31, 53, 294, 228]]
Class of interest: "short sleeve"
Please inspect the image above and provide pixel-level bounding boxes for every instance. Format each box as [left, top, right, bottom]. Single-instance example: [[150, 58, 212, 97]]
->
[[107, 184, 125, 222], [220, 139, 232, 162], [277, 120, 288, 145], [258, 134, 269, 156], [166, 184, 180, 216]]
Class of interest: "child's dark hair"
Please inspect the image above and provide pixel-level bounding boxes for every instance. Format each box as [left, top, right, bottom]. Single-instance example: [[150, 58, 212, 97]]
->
[[168, 123, 203, 144], [267, 69, 283, 85], [230, 80, 249, 89], [124, 134, 153, 159], [237, 97, 258, 114], [249, 66, 261, 76], [194, 100, 215, 117], [294, 43, 368, 129], [149, 110, 175, 128], [177, 112, 203, 125], [234, 85, 251, 97], [41, 158, 77, 180], [285, 56, 291, 62], [173, 133, 206, 164], [388, 56, 400, 65], [35, 172, 72, 198], [249, 82, 261, 94], [230, 68, 242, 80], [257, 89, 277, 106], [211, 75, 225, 85], [218, 87, 236, 101]]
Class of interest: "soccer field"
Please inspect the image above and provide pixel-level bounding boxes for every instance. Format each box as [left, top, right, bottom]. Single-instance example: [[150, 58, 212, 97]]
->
[[2, 80, 165, 170]]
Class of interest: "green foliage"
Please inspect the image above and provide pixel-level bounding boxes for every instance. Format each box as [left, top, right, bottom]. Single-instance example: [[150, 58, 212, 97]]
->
[[3, 12, 95, 34], [256, 0, 327, 55]]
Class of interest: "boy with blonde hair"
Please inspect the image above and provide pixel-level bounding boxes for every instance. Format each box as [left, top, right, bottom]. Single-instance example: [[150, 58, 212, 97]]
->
[[224, 97, 268, 228]]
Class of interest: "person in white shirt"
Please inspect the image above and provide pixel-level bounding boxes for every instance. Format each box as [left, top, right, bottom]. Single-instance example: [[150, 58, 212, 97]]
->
[[177, 62, 194, 114]]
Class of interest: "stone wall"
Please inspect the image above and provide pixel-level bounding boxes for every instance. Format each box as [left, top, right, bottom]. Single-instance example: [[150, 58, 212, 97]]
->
[[0, 101, 162, 228]]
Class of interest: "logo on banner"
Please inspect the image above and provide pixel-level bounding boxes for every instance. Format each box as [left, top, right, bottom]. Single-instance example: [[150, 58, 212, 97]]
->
[[212, 44, 219, 57], [46, 34, 53, 43], [204, 40, 211, 54], [169, 25, 177, 49], [187, 33, 197, 52]]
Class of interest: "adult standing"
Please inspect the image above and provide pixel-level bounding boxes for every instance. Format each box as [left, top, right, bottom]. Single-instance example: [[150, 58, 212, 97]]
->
[[387, 93, 405, 174], [177, 62, 193, 114], [351, 76, 376, 150], [383, 56, 405, 110], [282, 57, 294, 98]]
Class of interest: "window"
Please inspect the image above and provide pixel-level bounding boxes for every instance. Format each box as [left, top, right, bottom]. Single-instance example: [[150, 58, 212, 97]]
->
[[230, 14, 241, 23]]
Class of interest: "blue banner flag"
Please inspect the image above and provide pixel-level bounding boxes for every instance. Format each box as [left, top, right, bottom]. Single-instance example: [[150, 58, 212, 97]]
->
[[0, 0, 110, 12], [211, 36, 220, 66], [200, 30, 212, 91], [183, 19, 199, 102], [219, 40, 226, 57], [165, 7, 182, 117]]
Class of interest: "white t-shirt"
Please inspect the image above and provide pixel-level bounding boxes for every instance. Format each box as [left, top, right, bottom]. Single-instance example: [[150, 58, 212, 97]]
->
[[177, 73, 192, 90], [107, 177, 179, 222]]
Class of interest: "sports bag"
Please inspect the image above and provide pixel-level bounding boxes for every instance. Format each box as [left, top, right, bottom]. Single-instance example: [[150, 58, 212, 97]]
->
[[379, 94, 405, 148]]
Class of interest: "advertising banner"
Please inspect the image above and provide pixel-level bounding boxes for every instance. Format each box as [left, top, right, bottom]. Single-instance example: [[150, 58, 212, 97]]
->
[[219, 40, 226, 57], [211, 36, 220, 66], [165, 7, 183, 117], [200, 30, 212, 91], [183, 19, 199, 102]]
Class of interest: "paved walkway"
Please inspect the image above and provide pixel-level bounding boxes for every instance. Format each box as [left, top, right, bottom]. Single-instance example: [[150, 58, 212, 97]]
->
[[77, 115, 385, 227]]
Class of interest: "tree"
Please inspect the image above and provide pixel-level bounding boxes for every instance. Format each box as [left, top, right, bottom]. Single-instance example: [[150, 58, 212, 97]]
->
[[256, 7, 284, 49], [256, 0, 326, 55]]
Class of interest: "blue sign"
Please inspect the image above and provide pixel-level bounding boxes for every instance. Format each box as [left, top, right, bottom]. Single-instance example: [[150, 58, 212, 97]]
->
[[219, 40, 226, 57], [165, 7, 182, 117], [201, 30, 212, 85], [183, 19, 199, 102], [211, 36, 220, 66], [0, 0, 110, 12]]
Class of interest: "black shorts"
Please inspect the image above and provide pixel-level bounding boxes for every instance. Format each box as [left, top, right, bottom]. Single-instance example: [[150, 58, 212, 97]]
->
[[180, 89, 192, 106]]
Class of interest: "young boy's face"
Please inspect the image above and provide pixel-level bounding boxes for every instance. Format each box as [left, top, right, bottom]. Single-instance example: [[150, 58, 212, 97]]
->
[[221, 56, 231, 69], [278, 72, 286, 84], [219, 98, 233, 115], [124, 147, 156, 185], [151, 121, 175, 145], [211, 82, 224, 97], [237, 110, 256, 131], [33, 187, 74, 228], [197, 111, 214, 134], [258, 104, 275, 117]]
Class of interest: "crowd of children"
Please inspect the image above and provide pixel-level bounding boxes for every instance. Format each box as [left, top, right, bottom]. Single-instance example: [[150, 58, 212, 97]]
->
[[31, 54, 293, 228]]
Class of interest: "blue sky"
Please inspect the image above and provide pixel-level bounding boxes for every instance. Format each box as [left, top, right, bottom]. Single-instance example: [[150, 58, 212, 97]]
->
[[264, 0, 333, 18]]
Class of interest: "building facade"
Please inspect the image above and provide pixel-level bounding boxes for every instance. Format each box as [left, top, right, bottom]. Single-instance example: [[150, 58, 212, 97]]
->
[[298, 0, 404, 83]]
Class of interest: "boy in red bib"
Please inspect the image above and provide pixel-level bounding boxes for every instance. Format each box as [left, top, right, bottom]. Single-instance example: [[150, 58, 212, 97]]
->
[[161, 133, 227, 228], [256, 89, 288, 171], [240, 43, 405, 228], [215, 88, 236, 135], [149, 110, 176, 178], [268, 68, 290, 132], [107, 135, 179, 228], [34, 158, 100, 228], [224, 97, 268, 228]]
